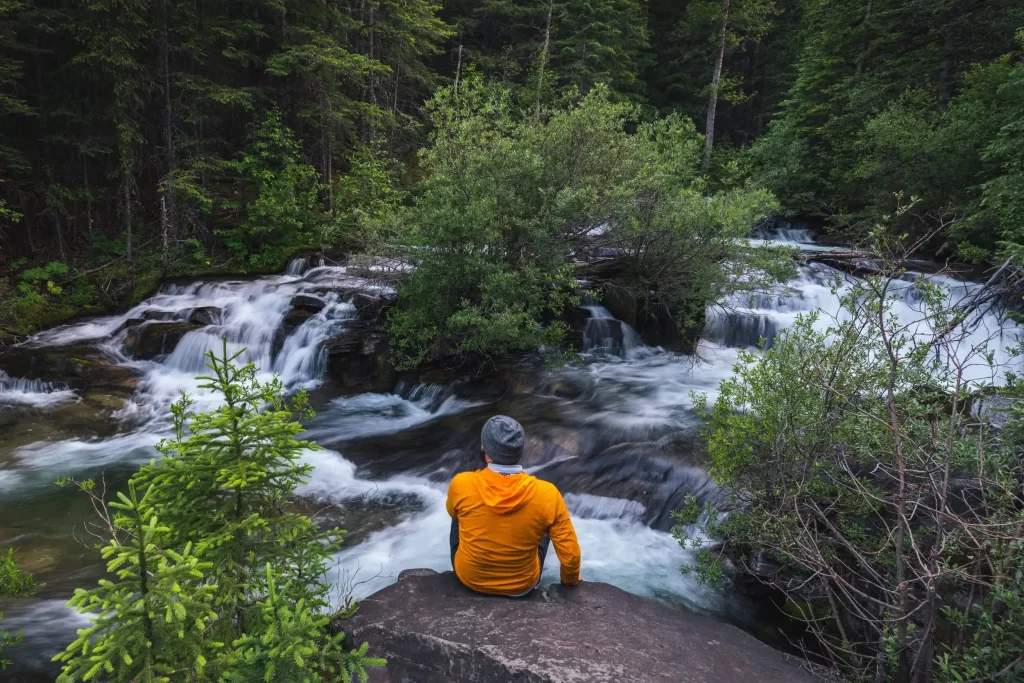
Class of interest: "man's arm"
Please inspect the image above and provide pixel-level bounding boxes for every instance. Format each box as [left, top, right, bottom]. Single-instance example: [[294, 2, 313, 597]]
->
[[549, 493, 581, 585], [446, 478, 457, 517]]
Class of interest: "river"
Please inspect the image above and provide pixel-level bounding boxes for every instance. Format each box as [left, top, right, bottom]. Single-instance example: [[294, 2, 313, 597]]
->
[[1, 227, 1021, 679]]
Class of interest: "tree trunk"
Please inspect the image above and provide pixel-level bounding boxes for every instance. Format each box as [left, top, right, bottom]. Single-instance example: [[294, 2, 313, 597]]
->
[[160, 195, 169, 278], [21, 194, 35, 256], [454, 31, 464, 95], [368, 4, 377, 107], [161, 0, 176, 238], [856, 0, 873, 76], [83, 156, 93, 246], [123, 181, 132, 263], [881, 302, 910, 681], [536, 0, 554, 118], [702, 0, 731, 171], [940, 28, 956, 101], [54, 215, 65, 262]]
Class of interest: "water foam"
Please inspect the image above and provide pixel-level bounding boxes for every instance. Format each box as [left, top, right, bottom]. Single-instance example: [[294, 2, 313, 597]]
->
[[0, 370, 77, 408]]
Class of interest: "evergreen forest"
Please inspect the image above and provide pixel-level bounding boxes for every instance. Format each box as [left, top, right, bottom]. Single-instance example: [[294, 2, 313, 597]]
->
[[2, 0, 1023, 338]]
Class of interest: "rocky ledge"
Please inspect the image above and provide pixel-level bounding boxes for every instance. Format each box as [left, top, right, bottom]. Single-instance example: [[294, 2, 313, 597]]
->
[[343, 569, 814, 683]]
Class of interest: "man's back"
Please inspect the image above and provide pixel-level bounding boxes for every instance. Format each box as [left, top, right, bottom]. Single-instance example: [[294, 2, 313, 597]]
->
[[446, 468, 581, 596]]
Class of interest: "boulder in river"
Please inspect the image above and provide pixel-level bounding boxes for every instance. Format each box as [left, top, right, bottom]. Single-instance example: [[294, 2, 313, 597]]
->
[[123, 321, 202, 360], [141, 309, 179, 322], [290, 294, 327, 314], [320, 323, 396, 392], [598, 286, 703, 353], [187, 306, 222, 326], [0, 343, 141, 393], [282, 294, 328, 328], [343, 569, 813, 683]]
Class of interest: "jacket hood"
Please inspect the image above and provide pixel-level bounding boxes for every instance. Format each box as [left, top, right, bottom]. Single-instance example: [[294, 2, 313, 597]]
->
[[471, 468, 538, 514]]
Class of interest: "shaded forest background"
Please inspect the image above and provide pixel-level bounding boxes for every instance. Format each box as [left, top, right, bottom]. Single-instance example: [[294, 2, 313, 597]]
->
[[1, 0, 1024, 335]]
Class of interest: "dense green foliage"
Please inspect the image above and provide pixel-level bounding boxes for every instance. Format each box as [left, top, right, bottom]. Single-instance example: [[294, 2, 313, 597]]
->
[[0, 549, 38, 670], [5, 0, 1020, 339], [751, 3, 1024, 259], [53, 343, 384, 682], [0, 0, 453, 337], [386, 77, 792, 367], [677, 228, 1024, 681]]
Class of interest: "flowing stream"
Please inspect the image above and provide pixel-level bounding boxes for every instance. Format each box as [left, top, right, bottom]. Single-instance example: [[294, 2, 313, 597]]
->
[[1, 232, 1021, 677]]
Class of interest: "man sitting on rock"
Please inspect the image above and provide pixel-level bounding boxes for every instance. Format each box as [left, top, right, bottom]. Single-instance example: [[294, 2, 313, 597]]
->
[[446, 415, 582, 596]]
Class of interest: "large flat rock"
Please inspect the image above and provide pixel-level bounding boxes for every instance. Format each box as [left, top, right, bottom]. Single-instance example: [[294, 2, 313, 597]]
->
[[344, 569, 814, 683]]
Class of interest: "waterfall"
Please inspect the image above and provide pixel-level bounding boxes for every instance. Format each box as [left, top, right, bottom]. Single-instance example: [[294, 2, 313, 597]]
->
[[0, 370, 76, 407], [702, 260, 1024, 382], [581, 305, 642, 355], [285, 256, 309, 276], [564, 492, 647, 523]]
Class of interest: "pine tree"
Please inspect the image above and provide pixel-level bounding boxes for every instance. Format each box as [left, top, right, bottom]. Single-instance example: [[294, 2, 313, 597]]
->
[[978, 30, 1024, 260], [0, 0, 31, 174], [0, 548, 38, 670], [53, 482, 218, 683], [217, 113, 324, 269], [56, 342, 382, 681], [133, 340, 380, 679], [69, 0, 150, 263], [225, 565, 384, 683], [446, 0, 648, 100]]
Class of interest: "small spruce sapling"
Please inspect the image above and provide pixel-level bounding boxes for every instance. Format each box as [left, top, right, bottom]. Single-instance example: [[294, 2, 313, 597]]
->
[[132, 339, 381, 679], [0, 548, 39, 670], [53, 482, 219, 683]]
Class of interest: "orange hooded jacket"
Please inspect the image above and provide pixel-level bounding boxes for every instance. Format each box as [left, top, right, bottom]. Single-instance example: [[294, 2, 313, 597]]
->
[[446, 467, 581, 596]]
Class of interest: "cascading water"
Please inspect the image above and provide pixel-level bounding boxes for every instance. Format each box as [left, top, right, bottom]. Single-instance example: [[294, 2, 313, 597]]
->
[[1, 226, 1021, 676], [0, 369, 76, 407], [580, 305, 642, 356]]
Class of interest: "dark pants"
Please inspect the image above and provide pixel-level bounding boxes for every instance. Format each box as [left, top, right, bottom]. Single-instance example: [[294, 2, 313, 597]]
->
[[450, 517, 549, 575]]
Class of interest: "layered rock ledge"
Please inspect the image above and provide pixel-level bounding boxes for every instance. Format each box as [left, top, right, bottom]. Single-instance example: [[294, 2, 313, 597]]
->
[[343, 569, 814, 683]]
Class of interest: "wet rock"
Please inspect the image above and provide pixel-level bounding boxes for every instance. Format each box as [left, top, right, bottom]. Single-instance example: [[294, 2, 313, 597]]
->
[[81, 390, 129, 411], [123, 321, 201, 360], [351, 292, 393, 320], [600, 287, 638, 328], [598, 286, 702, 353], [280, 295, 327, 330], [523, 429, 582, 466], [283, 307, 317, 328], [140, 309, 179, 322], [187, 306, 222, 326], [564, 306, 591, 349], [971, 392, 1015, 429], [321, 323, 395, 392], [637, 300, 683, 351], [290, 294, 326, 314], [0, 344, 141, 394], [729, 549, 830, 603], [535, 440, 725, 531], [115, 317, 146, 333], [296, 492, 426, 546], [344, 569, 813, 683]]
